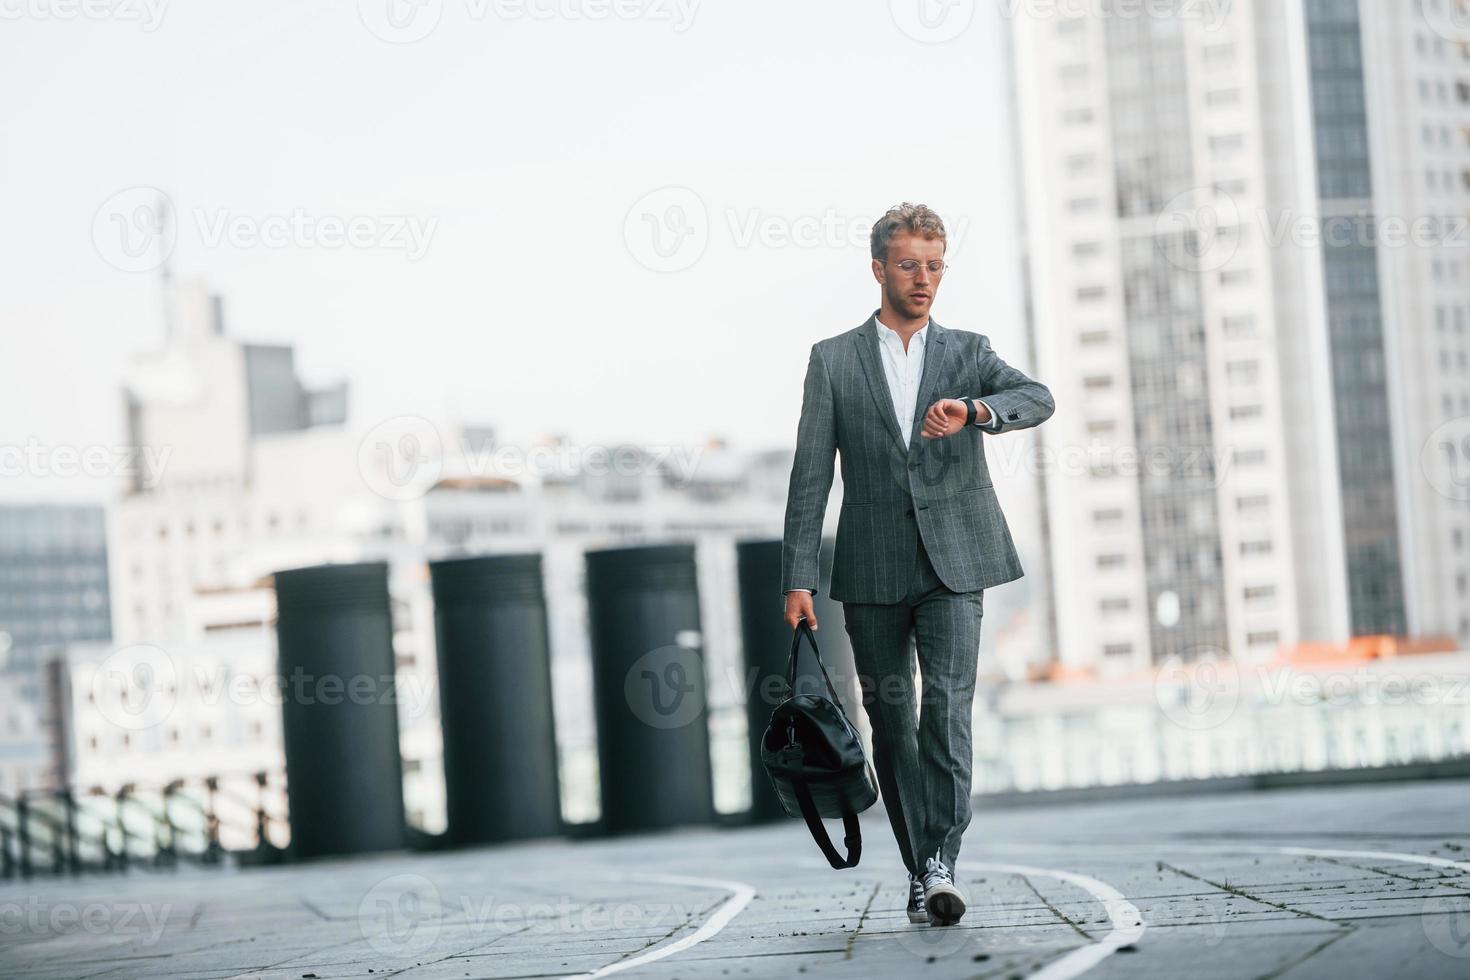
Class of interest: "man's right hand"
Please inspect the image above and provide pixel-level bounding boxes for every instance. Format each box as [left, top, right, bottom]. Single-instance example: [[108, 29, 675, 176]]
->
[[784, 590, 817, 630]]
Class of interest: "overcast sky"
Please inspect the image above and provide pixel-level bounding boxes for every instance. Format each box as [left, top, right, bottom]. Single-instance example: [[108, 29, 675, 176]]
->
[[1, 0, 1027, 502]]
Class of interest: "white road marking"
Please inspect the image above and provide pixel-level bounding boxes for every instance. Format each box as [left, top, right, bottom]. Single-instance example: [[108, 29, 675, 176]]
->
[[993, 840, 1470, 868], [972, 861, 1146, 980], [1269, 846, 1470, 875], [569, 873, 756, 979], [1020, 840, 1470, 874], [563, 843, 1464, 978]]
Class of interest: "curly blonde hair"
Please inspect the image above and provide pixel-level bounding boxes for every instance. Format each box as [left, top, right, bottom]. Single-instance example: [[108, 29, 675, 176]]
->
[[870, 203, 947, 261]]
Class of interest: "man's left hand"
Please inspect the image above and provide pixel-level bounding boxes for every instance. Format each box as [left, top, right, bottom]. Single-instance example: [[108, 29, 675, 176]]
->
[[921, 398, 983, 438]]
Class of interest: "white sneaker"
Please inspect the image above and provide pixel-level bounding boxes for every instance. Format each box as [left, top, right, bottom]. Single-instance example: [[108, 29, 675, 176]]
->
[[922, 849, 965, 926]]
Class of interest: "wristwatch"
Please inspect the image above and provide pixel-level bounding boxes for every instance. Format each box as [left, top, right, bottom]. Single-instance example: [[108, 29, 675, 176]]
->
[[961, 397, 977, 426]]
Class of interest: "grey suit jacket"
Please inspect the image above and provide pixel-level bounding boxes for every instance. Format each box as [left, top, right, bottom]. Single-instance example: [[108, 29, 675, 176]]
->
[[781, 312, 1055, 604]]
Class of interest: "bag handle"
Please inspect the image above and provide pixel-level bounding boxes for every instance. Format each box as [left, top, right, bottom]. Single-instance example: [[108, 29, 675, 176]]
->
[[786, 618, 846, 707], [791, 776, 862, 869]]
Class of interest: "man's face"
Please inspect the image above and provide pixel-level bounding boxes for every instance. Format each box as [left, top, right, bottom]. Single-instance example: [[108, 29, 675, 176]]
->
[[874, 230, 945, 320]]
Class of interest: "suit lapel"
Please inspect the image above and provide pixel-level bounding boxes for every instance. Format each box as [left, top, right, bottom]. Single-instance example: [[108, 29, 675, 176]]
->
[[854, 313, 907, 451], [908, 319, 949, 452]]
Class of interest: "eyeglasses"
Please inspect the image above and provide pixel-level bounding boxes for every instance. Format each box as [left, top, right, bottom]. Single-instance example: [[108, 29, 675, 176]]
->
[[888, 259, 948, 277]]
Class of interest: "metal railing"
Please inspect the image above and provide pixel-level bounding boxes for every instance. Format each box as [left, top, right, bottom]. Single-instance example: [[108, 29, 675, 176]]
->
[[0, 771, 288, 880], [971, 653, 1470, 794]]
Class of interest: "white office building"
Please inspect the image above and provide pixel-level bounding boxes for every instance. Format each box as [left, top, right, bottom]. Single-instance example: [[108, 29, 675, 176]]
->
[[1006, 0, 1468, 674]]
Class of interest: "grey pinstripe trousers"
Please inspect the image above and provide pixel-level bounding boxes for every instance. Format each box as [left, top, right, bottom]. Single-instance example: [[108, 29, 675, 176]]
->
[[842, 533, 983, 875]]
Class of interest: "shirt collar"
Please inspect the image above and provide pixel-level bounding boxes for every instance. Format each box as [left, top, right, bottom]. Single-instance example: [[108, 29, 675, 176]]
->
[[875, 314, 929, 348]]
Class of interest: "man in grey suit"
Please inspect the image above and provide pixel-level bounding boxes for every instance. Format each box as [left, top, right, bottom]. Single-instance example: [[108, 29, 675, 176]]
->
[[780, 203, 1054, 927]]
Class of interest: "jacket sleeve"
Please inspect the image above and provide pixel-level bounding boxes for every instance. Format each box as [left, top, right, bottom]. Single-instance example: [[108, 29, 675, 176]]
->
[[780, 343, 837, 596], [971, 334, 1055, 434]]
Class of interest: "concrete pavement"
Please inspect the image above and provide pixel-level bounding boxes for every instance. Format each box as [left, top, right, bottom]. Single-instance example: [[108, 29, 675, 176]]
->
[[2, 778, 1469, 979]]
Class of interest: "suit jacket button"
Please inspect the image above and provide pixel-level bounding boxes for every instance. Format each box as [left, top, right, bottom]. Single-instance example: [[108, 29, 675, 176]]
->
[[904, 508, 914, 518], [908, 462, 918, 470]]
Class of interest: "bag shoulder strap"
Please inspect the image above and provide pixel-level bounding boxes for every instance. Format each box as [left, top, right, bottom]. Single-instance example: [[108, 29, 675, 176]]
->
[[790, 776, 862, 870], [786, 620, 846, 708]]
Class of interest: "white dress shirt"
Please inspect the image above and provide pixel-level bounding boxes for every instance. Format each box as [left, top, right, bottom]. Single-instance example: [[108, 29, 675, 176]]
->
[[876, 317, 928, 449], [875, 316, 1000, 447], [788, 317, 999, 596]]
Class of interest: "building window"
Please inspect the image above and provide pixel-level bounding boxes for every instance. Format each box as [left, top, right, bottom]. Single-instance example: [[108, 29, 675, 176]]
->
[[1066, 154, 1096, 176], [1234, 448, 1267, 466], [1223, 314, 1256, 337], [1209, 133, 1245, 155], [1202, 43, 1235, 65], [1226, 360, 1260, 385]]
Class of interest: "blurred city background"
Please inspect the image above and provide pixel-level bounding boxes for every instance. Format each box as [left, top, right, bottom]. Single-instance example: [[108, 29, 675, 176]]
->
[[1, 0, 1469, 884]]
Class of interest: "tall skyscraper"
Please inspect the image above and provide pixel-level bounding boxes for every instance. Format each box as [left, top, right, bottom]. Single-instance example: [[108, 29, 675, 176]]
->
[[1007, 1, 1467, 673], [1358, 0, 1470, 644]]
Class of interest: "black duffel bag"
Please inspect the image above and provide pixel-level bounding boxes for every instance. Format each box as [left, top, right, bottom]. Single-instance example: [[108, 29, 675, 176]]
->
[[760, 618, 878, 869]]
